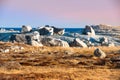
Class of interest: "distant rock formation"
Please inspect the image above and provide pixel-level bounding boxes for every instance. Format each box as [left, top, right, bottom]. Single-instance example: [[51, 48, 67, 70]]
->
[[83, 25, 95, 36], [91, 24, 120, 32]]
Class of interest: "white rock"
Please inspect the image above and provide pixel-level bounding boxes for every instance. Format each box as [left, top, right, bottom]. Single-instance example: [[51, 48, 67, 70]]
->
[[41, 37, 69, 47], [70, 38, 88, 48], [32, 31, 40, 42], [21, 25, 32, 33]]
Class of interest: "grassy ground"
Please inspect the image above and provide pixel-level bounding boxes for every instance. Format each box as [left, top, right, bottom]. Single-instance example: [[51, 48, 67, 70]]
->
[[0, 42, 120, 80]]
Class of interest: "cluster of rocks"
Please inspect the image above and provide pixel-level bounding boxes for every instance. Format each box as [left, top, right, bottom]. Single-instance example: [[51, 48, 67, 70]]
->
[[10, 25, 68, 47], [8, 25, 116, 47]]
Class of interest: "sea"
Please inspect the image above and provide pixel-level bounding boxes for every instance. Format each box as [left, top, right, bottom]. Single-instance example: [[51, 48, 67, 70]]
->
[[4, 28, 84, 33]]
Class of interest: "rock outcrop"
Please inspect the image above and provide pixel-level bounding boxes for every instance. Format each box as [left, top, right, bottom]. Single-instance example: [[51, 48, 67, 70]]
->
[[10, 33, 43, 47], [94, 48, 106, 59], [21, 25, 32, 33], [38, 25, 65, 36], [32, 31, 40, 42], [38, 26, 54, 36], [51, 26, 65, 35], [41, 37, 69, 47], [83, 25, 95, 36], [99, 37, 108, 45], [69, 38, 88, 48], [10, 34, 28, 43]]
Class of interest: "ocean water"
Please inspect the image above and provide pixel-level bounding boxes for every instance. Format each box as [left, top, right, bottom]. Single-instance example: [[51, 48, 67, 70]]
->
[[4, 28, 84, 33]]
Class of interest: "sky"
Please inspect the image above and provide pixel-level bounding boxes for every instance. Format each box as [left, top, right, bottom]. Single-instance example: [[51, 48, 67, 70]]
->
[[0, 0, 120, 28]]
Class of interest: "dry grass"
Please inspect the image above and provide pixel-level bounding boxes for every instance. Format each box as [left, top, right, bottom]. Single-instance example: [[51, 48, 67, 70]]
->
[[0, 67, 120, 80], [0, 42, 120, 80]]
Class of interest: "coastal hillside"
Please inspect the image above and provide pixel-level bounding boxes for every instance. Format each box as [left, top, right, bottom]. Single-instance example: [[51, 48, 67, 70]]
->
[[92, 24, 120, 31], [91, 24, 120, 40], [0, 42, 120, 80]]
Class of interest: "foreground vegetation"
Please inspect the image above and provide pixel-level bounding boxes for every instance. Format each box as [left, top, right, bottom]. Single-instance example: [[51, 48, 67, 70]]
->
[[0, 42, 120, 80]]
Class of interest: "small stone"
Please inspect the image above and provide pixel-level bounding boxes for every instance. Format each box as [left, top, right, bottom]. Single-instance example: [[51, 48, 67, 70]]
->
[[94, 48, 106, 59]]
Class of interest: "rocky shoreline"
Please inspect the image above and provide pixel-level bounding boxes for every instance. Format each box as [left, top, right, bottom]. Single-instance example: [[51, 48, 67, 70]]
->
[[0, 24, 116, 48]]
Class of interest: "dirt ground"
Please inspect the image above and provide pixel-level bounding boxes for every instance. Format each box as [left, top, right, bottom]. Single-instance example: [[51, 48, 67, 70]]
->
[[0, 42, 120, 80]]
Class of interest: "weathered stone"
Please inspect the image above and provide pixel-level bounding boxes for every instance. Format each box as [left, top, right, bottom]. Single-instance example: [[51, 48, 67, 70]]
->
[[10, 33, 43, 47], [94, 48, 106, 59], [41, 37, 69, 47], [51, 26, 65, 35], [38, 26, 54, 35], [10, 34, 30, 43], [99, 37, 108, 45], [21, 25, 32, 33], [69, 38, 88, 48], [83, 25, 95, 36], [32, 31, 40, 42]]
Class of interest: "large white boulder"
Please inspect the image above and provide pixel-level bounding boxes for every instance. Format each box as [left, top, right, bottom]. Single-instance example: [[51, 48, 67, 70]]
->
[[32, 31, 40, 42], [41, 37, 69, 47], [70, 38, 88, 48], [21, 25, 32, 33]]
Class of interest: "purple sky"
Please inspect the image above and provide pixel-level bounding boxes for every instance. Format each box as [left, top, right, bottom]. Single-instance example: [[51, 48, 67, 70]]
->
[[0, 0, 120, 27]]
